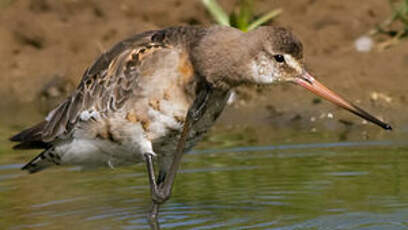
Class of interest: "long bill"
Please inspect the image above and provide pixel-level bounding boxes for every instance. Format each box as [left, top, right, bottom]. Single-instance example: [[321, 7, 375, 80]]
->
[[294, 72, 392, 130]]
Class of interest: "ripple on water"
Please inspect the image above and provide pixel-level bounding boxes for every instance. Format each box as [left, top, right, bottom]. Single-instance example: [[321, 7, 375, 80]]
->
[[270, 209, 408, 230], [1, 140, 408, 229], [0, 163, 23, 170], [326, 171, 369, 177]]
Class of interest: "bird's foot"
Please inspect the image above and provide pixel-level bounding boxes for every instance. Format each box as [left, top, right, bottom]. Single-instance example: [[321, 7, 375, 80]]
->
[[151, 183, 171, 204], [143, 153, 171, 204]]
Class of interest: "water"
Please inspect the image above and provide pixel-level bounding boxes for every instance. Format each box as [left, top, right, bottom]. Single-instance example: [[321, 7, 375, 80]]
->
[[1, 126, 408, 230]]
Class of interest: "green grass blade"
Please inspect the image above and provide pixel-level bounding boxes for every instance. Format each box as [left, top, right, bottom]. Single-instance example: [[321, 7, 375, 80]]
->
[[401, 1, 408, 25], [395, 5, 408, 26], [202, 0, 230, 26], [247, 8, 282, 31], [235, 0, 253, 32]]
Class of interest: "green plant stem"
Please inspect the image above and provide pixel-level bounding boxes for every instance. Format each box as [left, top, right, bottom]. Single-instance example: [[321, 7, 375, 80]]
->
[[202, 0, 230, 26], [369, 0, 408, 36], [234, 0, 253, 31], [247, 8, 282, 31]]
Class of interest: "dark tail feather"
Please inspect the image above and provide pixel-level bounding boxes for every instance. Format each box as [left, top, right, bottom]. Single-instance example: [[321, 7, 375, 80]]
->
[[21, 149, 58, 174], [12, 141, 50, 150], [12, 140, 50, 150], [10, 121, 46, 142], [10, 121, 49, 150]]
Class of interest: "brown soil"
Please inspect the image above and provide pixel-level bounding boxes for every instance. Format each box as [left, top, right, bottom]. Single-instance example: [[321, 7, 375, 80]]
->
[[0, 0, 407, 140]]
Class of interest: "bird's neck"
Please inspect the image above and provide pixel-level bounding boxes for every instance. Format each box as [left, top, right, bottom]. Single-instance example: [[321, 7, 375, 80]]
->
[[191, 27, 262, 90]]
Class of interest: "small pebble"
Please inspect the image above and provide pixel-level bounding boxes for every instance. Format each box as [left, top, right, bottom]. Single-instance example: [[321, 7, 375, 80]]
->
[[370, 91, 392, 103], [355, 36, 374, 52]]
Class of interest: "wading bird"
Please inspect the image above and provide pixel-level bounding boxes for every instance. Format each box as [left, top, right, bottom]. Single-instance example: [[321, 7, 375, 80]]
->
[[10, 26, 391, 227]]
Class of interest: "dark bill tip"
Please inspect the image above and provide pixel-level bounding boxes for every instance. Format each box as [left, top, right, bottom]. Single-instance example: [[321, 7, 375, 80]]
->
[[295, 72, 393, 131], [350, 104, 392, 131]]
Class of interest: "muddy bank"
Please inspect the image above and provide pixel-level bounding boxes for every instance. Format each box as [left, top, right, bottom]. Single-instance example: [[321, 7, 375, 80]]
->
[[0, 0, 406, 137]]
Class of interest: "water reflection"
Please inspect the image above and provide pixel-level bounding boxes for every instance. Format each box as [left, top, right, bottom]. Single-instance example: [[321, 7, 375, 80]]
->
[[1, 133, 408, 229]]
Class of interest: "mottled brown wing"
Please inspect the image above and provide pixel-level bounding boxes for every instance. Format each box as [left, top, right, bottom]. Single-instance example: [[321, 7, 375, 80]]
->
[[10, 29, 174, 147]]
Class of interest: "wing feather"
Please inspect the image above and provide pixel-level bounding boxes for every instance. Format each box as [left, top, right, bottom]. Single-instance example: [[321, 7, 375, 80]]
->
[[11, 30, 163, 147]]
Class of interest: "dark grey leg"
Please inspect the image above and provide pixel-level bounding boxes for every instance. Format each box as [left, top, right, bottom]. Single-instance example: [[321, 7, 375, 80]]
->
[[144, 83, 213, 229], [144, 117, 193, 219], [144, 154, 163, 203], [148, 203, 160, 230], [144, 154, 162, 230], [157, 115, 192, 199], [145, 153, 160, 230], [143, 121, 191, 230], [156, 82, 213, 200]]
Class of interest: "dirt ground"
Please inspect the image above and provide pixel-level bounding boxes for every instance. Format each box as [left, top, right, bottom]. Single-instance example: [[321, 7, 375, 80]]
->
[[0, 0, 407, 140]]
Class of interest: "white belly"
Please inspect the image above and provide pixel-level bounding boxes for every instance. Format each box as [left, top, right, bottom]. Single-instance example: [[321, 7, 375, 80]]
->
[[55, 138, 144, 168]]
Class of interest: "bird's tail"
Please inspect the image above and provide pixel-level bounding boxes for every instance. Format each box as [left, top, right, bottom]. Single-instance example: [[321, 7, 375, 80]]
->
[[22, 149, 60, 173]]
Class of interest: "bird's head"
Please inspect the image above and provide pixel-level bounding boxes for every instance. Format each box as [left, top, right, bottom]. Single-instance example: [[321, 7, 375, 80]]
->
[[245, 26, 392, 130], [247, 26, 304, 84]]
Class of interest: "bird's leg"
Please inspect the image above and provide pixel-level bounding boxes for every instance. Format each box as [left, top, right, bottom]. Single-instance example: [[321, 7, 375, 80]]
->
[[148, 203, 160, 230], [144, 153, 163, 202], [154, 83, 213, 202], [157, 114, 193, 199], [144, 153, 161, 230], [143, 114, 194, 228], [144, 82, 213, 228]]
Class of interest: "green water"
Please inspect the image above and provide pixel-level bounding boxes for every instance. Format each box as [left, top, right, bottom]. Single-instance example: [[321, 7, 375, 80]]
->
[[1, 126, 408, 230]]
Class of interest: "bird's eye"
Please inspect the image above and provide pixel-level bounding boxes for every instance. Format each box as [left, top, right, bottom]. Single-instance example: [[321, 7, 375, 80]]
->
[[274, 55, 285, 63]]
